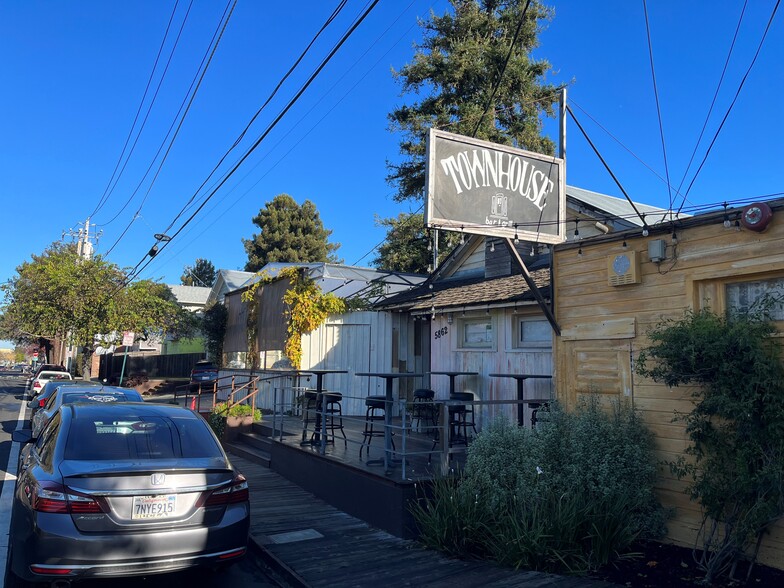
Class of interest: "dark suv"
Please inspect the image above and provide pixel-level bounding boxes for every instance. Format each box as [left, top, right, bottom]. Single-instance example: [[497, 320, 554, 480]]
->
[[189, 360, 219, 390]]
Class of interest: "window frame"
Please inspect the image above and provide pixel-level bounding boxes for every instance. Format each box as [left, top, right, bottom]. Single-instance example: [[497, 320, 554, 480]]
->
[[512, 315, 553, 350], [456, 316, 496, 350]]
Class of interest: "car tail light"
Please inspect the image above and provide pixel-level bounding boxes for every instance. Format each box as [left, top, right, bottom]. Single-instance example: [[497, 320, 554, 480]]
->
[[32, 482, 103, 514], [205, 474, 249, 506], [38, 398, 47, 408], [33, 381, 41, 390]]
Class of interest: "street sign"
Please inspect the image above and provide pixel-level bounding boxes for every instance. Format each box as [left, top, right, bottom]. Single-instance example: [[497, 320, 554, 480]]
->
[[122, 331, 135, 347]]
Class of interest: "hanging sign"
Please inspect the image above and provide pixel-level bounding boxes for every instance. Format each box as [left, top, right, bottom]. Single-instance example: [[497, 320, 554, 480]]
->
[[425, 129, 566, 244]]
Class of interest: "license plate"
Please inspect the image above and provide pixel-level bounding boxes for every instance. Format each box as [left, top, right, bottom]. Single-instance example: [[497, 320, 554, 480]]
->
[[132, 495, 177, 519]]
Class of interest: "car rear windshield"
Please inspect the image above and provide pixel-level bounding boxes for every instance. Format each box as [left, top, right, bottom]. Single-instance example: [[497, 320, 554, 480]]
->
[[61, 392, 136, 404], [64, 416, 223, 461]]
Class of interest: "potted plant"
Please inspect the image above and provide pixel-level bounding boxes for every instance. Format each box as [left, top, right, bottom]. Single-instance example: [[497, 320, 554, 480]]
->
[[208, 402, 261, 443]]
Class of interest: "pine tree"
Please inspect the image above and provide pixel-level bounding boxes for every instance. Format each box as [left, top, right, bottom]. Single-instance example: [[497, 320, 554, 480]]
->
[[242, 194, 341, 272], [181, 258, 216, 287], [386, 0, 559, 203]]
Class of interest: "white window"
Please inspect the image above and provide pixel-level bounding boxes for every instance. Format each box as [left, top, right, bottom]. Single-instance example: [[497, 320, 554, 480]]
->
[[514, 318, 551, 349], [459, 318, 494, 349], [726, 278, 784, 320]]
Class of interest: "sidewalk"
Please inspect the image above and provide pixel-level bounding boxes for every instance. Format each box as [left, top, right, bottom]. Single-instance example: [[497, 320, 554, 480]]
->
[[229, 454, 619, 588]]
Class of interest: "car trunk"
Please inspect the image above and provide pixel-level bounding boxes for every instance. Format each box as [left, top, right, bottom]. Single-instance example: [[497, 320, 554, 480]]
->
[[59, 459, 234, 533]]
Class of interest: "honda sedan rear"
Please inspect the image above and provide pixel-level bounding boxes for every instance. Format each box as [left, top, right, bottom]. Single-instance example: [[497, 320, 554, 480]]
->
[[11, 402, 249, 583]]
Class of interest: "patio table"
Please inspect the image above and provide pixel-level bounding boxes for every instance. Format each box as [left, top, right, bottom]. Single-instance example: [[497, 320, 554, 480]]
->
[[356, 372, 423, 471], [488, 373, 552, 427], [298, 369, 347, 452], [428, 371, 478, 397]]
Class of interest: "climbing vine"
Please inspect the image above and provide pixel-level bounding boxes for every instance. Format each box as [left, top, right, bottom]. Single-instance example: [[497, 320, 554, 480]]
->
[[241, 268, 346, 370], [281, 267, 345, 369], [636, 305, 784, 584]]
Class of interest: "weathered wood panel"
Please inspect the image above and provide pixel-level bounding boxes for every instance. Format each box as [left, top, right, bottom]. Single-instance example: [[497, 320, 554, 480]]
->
[[223, 291, 249, 353], [554, 208, 784, 569]]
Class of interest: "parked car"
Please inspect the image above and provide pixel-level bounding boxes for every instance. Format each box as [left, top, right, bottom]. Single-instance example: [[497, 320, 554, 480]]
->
[[10, 402, 249, 583], [190, 360, 219, 389], [26, 363, 67, 390], [29, 370, 72, 399], [28, 380, 102, 426], [31, 385, 144, 437]]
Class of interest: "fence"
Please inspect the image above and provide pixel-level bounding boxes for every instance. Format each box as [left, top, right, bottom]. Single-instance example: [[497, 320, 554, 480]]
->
[[99, 352, 203, 382]]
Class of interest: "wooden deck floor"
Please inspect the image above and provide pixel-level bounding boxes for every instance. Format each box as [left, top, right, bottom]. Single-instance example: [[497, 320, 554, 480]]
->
[[234, 454, 619, 588], [267, 412, 469, 482]]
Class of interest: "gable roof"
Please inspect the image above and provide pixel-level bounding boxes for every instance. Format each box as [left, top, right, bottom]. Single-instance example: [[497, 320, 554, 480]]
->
[[567, 185, 682, 228], [167, 285, 211, 307], [206, 269, 255, 305]]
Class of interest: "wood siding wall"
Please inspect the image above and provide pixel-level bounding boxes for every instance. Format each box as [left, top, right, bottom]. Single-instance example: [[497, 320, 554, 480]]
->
[[427, 309, 554, 430], [553, 217, 784, 569], [223, 292, 249, 353]]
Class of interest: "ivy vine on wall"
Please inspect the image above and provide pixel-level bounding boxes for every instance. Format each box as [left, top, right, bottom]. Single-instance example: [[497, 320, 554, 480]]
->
[[241, 267, 346, 370]]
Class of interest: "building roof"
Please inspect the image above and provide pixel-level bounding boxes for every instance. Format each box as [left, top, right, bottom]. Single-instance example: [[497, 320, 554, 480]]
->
[[567, 185, 683, 227], [206, 269, 256, 305], [167, 285, 211, 307], [377, 268, 550, 314]]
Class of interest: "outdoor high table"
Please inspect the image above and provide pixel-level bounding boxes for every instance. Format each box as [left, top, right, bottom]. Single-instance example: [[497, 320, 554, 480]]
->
[[298, 369, 347, 451], [428, 371, 479, 396], [488, 373, 553, 428], [356, 372, 423, 470]]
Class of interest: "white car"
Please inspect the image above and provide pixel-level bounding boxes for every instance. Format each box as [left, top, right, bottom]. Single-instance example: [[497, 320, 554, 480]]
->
[[29, 370, 72, 398]]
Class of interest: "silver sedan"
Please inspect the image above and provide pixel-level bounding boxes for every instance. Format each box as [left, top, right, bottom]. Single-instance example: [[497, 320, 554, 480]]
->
[[10, 402, 250, 584]]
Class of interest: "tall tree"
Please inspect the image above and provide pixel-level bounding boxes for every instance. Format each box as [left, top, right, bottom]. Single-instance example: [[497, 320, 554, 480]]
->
[[373, 212, 459, 274], [181, 258, 216, 287], [242, 193, 341, 272], [387, 0, 559, 203], [0, 242, 193, 377]]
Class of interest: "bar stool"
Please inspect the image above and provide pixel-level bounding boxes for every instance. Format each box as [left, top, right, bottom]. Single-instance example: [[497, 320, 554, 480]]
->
[[300, 390, 319, 443], [411, 388, 437, 435], [451, 391, 478, 438], [322, 391, 347, 446], [360, 395, 394, 458]]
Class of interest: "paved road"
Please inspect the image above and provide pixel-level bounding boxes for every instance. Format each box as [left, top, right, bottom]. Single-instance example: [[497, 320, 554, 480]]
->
[[0, 374, 288, 588]]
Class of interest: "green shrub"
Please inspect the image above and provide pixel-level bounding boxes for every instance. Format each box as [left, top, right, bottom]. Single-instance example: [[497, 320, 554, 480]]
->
[[411, 396, 666, 574], [207, 402, 261, 438]]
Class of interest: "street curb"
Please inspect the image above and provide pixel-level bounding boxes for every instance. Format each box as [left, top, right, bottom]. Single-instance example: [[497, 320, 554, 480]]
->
[[249, 535, 311, 588]]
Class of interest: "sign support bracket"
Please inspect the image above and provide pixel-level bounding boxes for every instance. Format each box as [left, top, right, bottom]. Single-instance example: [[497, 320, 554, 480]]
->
[[504, 238, 560, 336]]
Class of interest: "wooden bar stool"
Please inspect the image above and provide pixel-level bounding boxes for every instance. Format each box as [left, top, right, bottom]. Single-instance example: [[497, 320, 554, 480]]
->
[[360, 395, 394, 458]]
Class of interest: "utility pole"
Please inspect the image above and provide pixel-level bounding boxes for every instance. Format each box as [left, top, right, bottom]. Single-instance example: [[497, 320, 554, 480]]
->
[[61, 217, 101, 372]]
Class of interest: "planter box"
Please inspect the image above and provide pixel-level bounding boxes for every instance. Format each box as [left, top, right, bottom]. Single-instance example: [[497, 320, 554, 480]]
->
[[223, 415, 254, 442]]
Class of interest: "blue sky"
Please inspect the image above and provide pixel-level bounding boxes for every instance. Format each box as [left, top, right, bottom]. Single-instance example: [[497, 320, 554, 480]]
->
[[1, 0, 783, 348]]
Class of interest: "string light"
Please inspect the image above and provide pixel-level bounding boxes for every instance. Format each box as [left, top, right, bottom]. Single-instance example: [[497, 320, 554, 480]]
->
[[723, 202, 731, 228], [622, 239, 628, 249], [577, 245, 583, 257], [642, 226, 649, 237], [671, 229, 678, 244], [490, 240, 495, 252]]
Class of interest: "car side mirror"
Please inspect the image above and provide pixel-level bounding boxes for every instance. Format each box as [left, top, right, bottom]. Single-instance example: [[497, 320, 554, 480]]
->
[[12, 429, 34, 445]]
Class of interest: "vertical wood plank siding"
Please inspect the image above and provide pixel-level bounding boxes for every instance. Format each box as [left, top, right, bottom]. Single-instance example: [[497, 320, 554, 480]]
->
[[553, 216, 784, 569]]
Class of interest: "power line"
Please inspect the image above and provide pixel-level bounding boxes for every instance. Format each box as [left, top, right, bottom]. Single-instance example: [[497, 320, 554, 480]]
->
[[124, 0, 383, 284], [162, 0, 350, 234], [90, 0, 191, 219], [103, 0, 237, 256], [642, 0, 674, 216], [471, 0, 531, 138], [674, 0, 748, 203], [677, 0, 780, 214], [137, 0, 427, 277]]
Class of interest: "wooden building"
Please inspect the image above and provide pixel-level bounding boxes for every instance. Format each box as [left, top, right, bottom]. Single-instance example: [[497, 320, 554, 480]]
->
[[552, 198, 784, 569]]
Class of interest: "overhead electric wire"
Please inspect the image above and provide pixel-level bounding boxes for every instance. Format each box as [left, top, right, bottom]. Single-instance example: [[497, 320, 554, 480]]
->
[[142, 1, 424, 272], [674, 0, 748, 206], [124, 0, 382, 284], [141, 0, 421, 274], [677, 0, 780, 213], [567, 104, 649, 226], [471, 0, 531, 137], [642, 0, 674, 216], [90, 0, 189, 219], [162, 0, 350, 233], [103, 0, 237, 256]]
